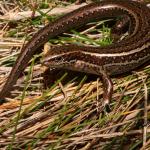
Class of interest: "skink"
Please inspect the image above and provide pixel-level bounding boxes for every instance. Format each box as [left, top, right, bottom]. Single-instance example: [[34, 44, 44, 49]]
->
[[0, 0, 150, 105]]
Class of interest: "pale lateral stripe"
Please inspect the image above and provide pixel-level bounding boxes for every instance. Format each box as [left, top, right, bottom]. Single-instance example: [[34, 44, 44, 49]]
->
[[104, 54, 150, 67], [82, 42, 150, 57], [44, 41, 150, 61]]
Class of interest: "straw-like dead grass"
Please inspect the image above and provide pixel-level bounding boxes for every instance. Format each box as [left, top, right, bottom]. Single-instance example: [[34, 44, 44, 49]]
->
[[0, 0, 150, 149]]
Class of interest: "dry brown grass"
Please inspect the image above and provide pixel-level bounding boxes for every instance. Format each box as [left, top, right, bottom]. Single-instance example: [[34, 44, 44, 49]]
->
[[0, 0, 150, 149]]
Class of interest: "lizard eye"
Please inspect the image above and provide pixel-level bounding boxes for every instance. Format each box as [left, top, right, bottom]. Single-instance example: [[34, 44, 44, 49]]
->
[[54, 57, 63, 62]]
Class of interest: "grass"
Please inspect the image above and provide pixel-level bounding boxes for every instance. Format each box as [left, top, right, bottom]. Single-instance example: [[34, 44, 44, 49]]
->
[[0, 0, 150, 149]]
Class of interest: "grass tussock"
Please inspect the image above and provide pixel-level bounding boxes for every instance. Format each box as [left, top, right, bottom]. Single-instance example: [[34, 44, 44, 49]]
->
[[0, 0, 150, 149]]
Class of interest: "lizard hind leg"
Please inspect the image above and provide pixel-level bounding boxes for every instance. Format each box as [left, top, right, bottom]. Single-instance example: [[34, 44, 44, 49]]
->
[[96, 67, 113, 109], [101, 72, 113, 107]]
